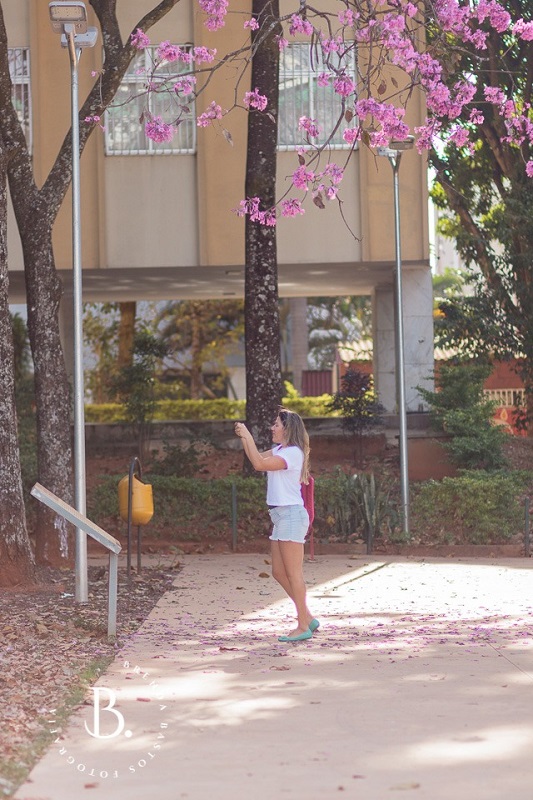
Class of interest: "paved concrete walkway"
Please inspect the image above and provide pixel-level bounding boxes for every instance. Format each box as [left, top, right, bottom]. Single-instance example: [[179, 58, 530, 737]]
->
[[14, 554, 533, 800]]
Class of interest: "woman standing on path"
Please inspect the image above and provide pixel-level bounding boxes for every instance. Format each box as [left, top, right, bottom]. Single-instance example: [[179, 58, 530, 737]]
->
[[235, 409, 319, 643]]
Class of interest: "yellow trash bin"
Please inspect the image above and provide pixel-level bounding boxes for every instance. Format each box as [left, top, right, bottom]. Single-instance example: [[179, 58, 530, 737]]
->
[[118, 474, 154, 526]]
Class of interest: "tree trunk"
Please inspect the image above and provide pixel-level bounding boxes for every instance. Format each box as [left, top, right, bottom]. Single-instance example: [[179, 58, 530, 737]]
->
[[0, 136, 35, 586], [190, 304, 203, 400], [20, 213, 75, 565], [0, 2, 179, 564], [244, 0, 283, 459], [117, 301, 136, 370]]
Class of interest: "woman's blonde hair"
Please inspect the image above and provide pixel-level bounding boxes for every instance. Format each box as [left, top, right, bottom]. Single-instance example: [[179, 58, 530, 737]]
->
[[278, 407, 310, 483]]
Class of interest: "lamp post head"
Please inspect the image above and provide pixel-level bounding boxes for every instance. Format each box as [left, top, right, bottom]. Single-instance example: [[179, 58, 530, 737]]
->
[[49, 2, 88, 34], [376, 135, 415, 160]]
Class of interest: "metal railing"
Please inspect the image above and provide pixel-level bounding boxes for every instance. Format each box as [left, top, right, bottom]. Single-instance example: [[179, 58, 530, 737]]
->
[[31, 483, 121, 638]]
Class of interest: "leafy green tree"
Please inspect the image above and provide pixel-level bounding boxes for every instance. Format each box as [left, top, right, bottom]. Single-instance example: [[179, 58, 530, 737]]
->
[[11, 312, 31, 384], [307, 296, 372, 370], [112, 330, 169, 460], [417, 362, 508, 470], [329, 368, 384, 465], [155, 299, 244, 399], [83, 303, 120, 403], [429, 0, 533, 431]]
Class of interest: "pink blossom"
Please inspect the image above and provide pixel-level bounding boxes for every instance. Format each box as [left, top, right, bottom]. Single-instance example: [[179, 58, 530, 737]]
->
[[321, 36, 341, 54], [197, 101, 223, 127], [157, 42, 191, 63], [277, 36, 289, 51], [198, 0, 228, 31], [333, 75, 356, 97], [289, 14, 314, 37], [173, 77, 196, 96], [449, 125, 470, 148], [298, 116, 320, 138], [513, 19, 533, 41], [193, 46, 217, 63], [244, 18, 259, 30], [84, 114, 105, 131], [243, 88, 268, 112], [414, 119, 442, 151], [317, 73, 330, 87], [145, 116, 174, 143], [338, 9, 357, 26], [259, 209, 277, 226], [484, 86, 506, 105], [475, 0, 511, 33], [323, 163, 344, 185], [280, 198, 305, 217], [292, 166, 315, 190], [234, 197, 277, 226], [469, 108, 484, 125], [131, 28, 150, 49], [526, 161, 533, 177], [343, 128, 359, 145]]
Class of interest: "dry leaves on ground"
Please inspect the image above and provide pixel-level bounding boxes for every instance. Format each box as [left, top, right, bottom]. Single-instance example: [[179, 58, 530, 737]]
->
[[0, 560, 180, 797]]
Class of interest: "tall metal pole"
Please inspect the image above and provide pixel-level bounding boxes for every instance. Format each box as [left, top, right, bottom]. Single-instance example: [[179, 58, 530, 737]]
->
[[67, 26, 88, 602], [389, 151, 410, 534]]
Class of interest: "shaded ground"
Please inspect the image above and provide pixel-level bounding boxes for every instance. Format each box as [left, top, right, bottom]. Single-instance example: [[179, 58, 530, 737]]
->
[[0, 561, 180, 797]]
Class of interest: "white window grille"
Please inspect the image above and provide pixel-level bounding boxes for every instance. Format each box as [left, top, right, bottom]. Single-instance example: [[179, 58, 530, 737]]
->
[[105, 47, 196, 156], [9, 48, 32, 151], [484, 388, 525, 406], [278, 42, 356, 151]]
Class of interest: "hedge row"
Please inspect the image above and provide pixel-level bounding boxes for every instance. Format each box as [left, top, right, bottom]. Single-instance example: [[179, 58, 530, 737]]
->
[[410, 470, 532, 545], [84, 395, 335, 423], [88, 468, 533, 546]]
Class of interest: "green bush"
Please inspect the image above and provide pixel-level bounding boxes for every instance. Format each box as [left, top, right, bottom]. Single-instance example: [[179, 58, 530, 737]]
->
[[85, 395, 336, 423], [417, 362, 508, 470], [410, 470, 532, 544], [88, 474, 268, 541], [314, 469, 363, 539], [88, 468, 393, 544]]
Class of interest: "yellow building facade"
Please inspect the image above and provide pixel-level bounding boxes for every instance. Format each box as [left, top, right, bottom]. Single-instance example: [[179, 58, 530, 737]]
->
[[6, 0, 434, 410]]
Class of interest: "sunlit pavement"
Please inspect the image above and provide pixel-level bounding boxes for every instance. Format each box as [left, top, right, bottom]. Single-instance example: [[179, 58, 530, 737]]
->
[[15, 554, 533, 800]]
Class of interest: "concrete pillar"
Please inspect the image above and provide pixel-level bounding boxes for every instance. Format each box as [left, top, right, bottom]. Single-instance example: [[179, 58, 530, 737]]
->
[[373, 264, 434, 412], [289, 297, 308, 393], [373, 285, 396, 412], [402, 265, 434, 409]]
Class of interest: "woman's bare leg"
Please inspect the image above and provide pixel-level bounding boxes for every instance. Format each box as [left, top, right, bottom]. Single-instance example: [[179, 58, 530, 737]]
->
[[273, 540, 313, 634]]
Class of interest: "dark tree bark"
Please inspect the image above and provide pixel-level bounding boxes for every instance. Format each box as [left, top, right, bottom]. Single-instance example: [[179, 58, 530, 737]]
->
[[244, 0, 283, 457], [0, 1, 179, 565], [117, 301, 136, 370], [0, 134, 35, 587]]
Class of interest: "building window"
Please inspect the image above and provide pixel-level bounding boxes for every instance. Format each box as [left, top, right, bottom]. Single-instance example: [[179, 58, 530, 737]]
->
[[105, 47, 196, 156], [278, 42, 356, 151], [9, 48, 32, 151]]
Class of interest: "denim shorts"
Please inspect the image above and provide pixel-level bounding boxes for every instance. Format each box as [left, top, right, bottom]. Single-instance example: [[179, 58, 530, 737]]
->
[[268, 504, 310, 543]]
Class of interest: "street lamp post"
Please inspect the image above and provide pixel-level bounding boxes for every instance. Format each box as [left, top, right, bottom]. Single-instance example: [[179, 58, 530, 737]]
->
[[377, 136, 414, 535], [49, 2, 98, 602]]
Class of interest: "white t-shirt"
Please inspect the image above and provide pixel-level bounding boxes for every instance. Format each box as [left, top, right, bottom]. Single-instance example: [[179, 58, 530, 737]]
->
[[266, 444, 304, 507]]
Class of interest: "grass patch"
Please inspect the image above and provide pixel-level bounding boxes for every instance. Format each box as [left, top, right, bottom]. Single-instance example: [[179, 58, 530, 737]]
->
[[1, 656, 114, 797]]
